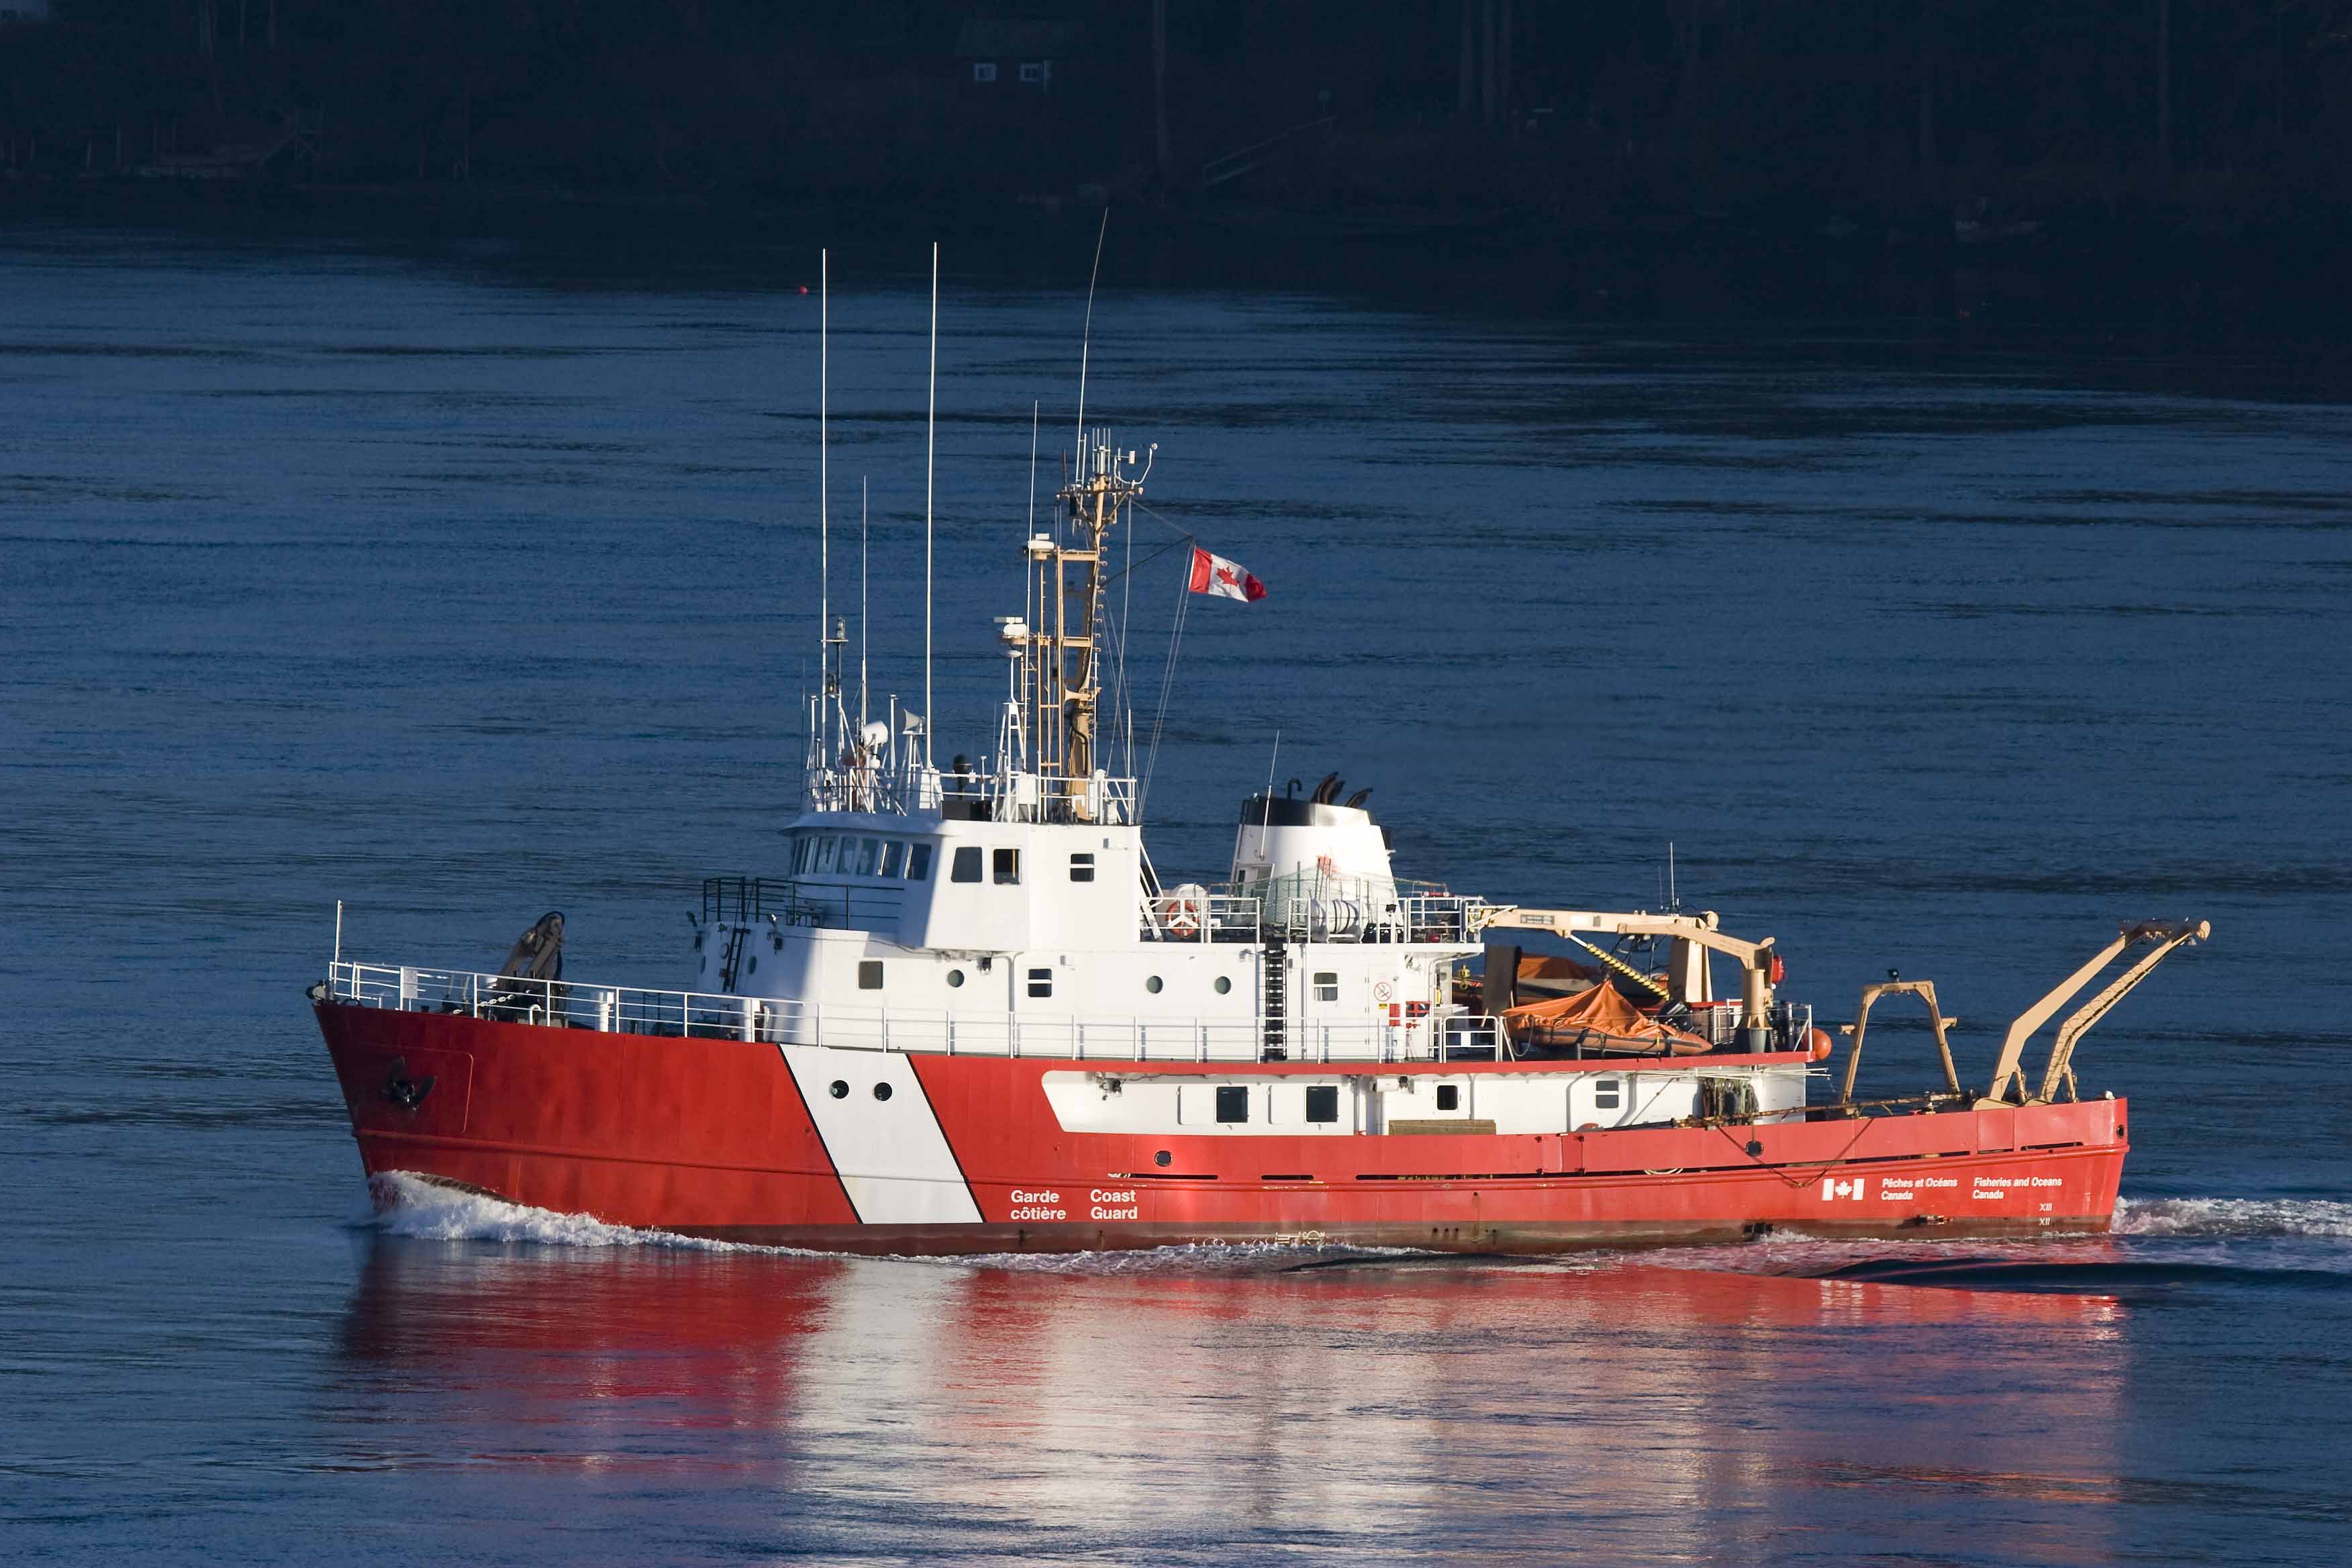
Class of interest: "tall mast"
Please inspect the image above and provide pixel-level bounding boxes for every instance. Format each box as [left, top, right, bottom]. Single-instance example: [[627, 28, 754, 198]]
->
[[818, 248, 830, 755], [1028, 431, 1142, 806]]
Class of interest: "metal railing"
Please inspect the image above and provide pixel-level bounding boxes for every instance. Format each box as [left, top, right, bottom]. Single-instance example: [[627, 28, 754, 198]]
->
[[326, 960, 1508, 1064], [1138, 891, 1265, 944], [807, 757, 1140, 827], [1137, 883, 1490, 946], [701, 876, 907, 930]]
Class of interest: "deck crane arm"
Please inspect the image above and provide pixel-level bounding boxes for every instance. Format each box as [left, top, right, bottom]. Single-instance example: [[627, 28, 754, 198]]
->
[[1980, 919, 2210, 1107], [1473, 907, 1779, 1046]]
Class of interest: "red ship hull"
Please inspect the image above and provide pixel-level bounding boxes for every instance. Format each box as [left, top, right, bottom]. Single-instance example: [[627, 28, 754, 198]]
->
[[317, 1001, 2127, 1254]]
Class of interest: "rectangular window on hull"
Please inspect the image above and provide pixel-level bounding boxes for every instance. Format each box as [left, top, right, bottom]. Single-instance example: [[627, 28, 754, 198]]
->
[[858, 960, 884, 990], [1313, 971, 1338, 1003], [1069, 852, 1095, 883], [1306, 1085, 1339, 1124], [951, 846, 981, 883], [993, 848, 1020, 885], [1026, 967, 1053, 998], [1216, 1085, 1249, 1123], [1435, 1084, 1461, 1112], [1594, 1079, 1622, 1110], [908, 843, 934, 881]]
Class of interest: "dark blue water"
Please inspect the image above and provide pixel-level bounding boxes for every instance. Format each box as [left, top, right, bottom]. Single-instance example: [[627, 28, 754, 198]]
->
[[5, 228, 2351, 1564]]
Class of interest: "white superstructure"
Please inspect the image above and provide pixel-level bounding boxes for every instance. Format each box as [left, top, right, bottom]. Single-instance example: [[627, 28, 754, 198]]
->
[[687, 432, 1491, 1065]]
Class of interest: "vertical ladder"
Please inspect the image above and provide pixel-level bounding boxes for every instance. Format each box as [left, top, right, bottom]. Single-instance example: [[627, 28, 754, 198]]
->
[[1261, 934, 1289, 1061], [718, 926, 748, 993]]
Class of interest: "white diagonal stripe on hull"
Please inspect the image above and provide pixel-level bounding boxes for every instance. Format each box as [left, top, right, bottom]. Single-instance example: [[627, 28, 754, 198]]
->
[[778, 1045, 983, 1224]]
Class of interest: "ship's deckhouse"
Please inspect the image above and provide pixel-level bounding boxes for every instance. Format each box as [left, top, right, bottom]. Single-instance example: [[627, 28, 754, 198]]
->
[[675, 432, 1502, 1062]]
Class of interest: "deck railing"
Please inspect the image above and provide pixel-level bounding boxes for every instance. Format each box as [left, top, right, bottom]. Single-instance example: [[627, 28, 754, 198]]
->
[[324, 960, 1508, 1064], [1136, 888, 1491, 945]]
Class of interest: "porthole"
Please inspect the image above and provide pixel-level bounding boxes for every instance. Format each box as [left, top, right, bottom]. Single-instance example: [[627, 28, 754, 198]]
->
[[947, 969, 966, 988], [828, 1080, 848, 1099], [747, 955, 758, 975], [1154, 1150, 1172, 1167], [1144, 975, 1163, 994], [873, 1083, 893, 1102], [1213, 976, 1232, 995]]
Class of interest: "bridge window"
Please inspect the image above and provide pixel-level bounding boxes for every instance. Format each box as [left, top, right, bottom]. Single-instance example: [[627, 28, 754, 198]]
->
[[858, 961, 884, 990], [1027, 967, 1053, 998], [1313, 971, 1338, 1002], [859, 838, 883, 877], [1306, 1085, 1339, 1123], [1215, 1085, 1248, 1122], [1069, 852, 1095, 883], [1436, 1084, 1461, 1112], [791, 837, 811, 873], [880, 840, 904, 878], [951, 846, 982, 883], [908, 843, 934, 881], [993, 847, 1020, 884]]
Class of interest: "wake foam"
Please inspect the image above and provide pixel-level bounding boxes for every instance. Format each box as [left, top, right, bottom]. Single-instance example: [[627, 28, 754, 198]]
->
[[2114, 1196, 2352, 1239], [346, 1172, 1422, 1273], [346, 1174, 2352, 1272], [349, 1171, 778, 1254]]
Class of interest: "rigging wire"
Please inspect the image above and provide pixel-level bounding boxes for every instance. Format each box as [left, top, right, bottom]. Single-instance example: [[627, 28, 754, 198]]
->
[[1136, 565, 1191, 824], [1118, 491, 1136, 781]]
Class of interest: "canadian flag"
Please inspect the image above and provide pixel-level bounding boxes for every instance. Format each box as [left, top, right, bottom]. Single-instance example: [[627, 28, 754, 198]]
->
[[1187, 546, 1267, 603]]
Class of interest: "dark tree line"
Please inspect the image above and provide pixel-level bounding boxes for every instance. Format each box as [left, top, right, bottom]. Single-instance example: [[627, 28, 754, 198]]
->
[[5, 2, 2351, 232]]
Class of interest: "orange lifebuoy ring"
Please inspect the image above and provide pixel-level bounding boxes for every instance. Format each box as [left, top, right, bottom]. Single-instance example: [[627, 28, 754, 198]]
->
[[1155, 896, 1201, 937]]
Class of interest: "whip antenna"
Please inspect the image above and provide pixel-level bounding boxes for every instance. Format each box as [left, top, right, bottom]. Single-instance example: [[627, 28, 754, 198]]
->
[[818, 248, 829, 754], [859, 477, 869, 730], [1073, 207, 1108, 450], [924, 241, 938, 770]]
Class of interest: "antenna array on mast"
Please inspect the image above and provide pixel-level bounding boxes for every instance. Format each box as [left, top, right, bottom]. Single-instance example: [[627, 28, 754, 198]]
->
[[1012, 430, 1144, 809]]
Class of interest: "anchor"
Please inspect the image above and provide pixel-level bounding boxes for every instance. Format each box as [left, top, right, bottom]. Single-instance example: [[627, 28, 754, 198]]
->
[[384, 1056, 435, 1111]]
